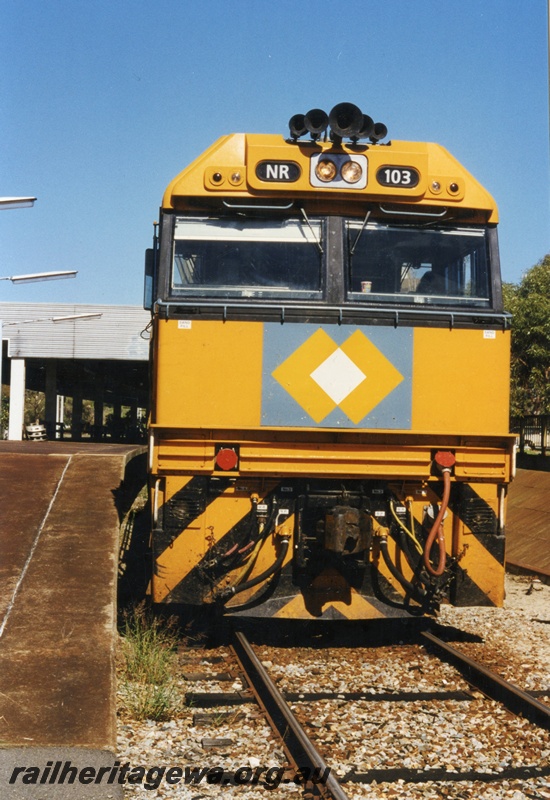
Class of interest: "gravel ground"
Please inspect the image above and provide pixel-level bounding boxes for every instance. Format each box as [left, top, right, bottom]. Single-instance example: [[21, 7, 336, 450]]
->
[[117, 575, 550, 799]]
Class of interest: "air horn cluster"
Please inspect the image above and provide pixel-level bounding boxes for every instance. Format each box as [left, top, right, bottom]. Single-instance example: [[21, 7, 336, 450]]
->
[[288, 103, 387, 144]]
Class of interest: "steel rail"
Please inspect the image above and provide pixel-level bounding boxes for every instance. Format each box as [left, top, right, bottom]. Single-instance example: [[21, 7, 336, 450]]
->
[[231, 630, 350, 800], [421, 630, 550, 730]]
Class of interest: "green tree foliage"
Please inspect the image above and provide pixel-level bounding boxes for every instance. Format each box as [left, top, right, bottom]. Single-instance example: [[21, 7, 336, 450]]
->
[[24, 390, 45, 426], [503, 254, 550, 415]]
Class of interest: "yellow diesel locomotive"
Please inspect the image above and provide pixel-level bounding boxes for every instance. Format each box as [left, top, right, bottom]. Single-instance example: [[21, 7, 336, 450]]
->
[[144, 104, 515, 620]]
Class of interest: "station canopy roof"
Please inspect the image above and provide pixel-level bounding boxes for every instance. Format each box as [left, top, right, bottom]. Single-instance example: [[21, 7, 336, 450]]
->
[[0, 303, 150, 360], [1, 303, 150, 407]]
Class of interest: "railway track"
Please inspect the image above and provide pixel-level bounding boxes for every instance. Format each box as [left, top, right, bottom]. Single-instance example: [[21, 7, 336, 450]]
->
[[178, 624, 550, 799], [231, 630, 346, 799], [420, 631, 550, 730]]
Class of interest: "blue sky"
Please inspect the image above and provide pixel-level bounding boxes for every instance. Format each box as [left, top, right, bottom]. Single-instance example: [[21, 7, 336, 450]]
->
[[1, 0, 548, 306]]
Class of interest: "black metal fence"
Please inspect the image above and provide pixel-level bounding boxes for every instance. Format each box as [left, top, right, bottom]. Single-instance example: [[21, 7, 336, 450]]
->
[[510, 415, 550, 457]]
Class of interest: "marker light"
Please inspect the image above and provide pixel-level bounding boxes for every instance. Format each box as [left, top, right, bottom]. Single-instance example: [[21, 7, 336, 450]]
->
[[341, 161, 363, 184], [215, 446, 239, 471], [315, 159, 338, 182]]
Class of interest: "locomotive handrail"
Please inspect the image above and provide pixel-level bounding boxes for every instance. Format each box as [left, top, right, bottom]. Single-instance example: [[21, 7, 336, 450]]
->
[[155, 298, 511, 328]]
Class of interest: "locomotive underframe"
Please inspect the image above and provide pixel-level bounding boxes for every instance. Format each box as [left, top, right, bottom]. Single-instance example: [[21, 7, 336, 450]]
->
[[148, 428, 515, 619]]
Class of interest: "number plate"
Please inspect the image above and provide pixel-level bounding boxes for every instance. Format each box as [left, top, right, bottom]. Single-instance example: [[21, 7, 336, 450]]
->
[[256, 161, 301, 182], [376, 166, 420, 188]]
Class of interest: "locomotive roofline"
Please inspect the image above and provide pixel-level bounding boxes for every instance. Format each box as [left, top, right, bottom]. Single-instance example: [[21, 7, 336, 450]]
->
[[162, 133, 498, 224]]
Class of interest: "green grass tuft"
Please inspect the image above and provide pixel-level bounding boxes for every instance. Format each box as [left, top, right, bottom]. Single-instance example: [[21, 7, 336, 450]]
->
[[118, 603, 182, 721]]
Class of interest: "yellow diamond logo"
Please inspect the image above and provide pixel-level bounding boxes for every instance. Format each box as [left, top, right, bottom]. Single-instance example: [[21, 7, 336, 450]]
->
[[272, 328, 404, 424]]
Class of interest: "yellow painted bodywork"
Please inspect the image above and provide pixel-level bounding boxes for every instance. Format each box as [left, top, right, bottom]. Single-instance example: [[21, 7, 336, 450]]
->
[[152, 319, 511, 438], [152, 475, 288, 604], [272, 574, 388, 620], [153, 320, 264, 428], [151, 473, 507, 613], [163, 134, 498, 223], [153, 433, 513, 481], [412, 328, 511, 433], [149, 319, 512, 617]]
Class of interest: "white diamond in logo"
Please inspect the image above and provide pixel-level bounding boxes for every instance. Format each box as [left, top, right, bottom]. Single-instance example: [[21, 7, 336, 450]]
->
[[310, 347, 366, 405]]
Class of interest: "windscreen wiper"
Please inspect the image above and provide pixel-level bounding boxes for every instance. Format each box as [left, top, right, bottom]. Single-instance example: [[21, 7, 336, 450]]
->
[[349, 210, 371, 256], [300, 208, 323, 254]]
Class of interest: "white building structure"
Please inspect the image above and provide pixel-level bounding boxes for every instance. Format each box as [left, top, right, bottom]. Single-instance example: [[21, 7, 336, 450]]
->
[[0, 303, 150, 441]]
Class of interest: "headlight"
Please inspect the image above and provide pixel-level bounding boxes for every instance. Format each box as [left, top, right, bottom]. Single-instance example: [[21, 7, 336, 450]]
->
[[315, 159, 338, 182], [310, 153, 368, 189], [341, 160, 363, 184]]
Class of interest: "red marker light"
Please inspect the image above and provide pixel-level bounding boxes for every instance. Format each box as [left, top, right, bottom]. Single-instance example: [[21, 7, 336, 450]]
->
[[434, 451, 456, 469], [215, 447, 239, 471]]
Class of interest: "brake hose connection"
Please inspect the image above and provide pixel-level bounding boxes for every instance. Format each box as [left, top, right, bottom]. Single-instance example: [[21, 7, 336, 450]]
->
[[216, 538, 290, 602], [423, 451, 456, 577], [215, 497, 292, 603]]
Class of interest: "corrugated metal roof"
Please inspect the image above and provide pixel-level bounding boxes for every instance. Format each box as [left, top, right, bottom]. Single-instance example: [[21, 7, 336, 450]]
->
[[506, 469, 550, 576], [0, 303, 150, 361]]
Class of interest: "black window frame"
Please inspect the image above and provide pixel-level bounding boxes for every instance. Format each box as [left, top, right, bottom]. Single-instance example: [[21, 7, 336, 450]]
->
[[165, 213, 327, 302], [343, 218, 497, 310], [154, 211, 506, 325]]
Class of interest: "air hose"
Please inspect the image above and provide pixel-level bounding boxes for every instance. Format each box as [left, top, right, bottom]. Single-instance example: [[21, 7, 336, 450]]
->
[[423, 451, 455, 577], [216, 537, 290, 602], [378, 532, 427, 601]]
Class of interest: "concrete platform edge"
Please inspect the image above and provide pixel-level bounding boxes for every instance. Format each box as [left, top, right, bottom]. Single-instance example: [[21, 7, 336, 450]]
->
[[0, 446, 148, 790]]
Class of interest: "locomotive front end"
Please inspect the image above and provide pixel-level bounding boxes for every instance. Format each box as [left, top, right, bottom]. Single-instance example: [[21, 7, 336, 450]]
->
[[145, 105, 515, 620]]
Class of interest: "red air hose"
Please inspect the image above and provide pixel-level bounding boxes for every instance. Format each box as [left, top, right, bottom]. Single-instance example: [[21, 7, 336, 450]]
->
[[423, 452, 455, 577]]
